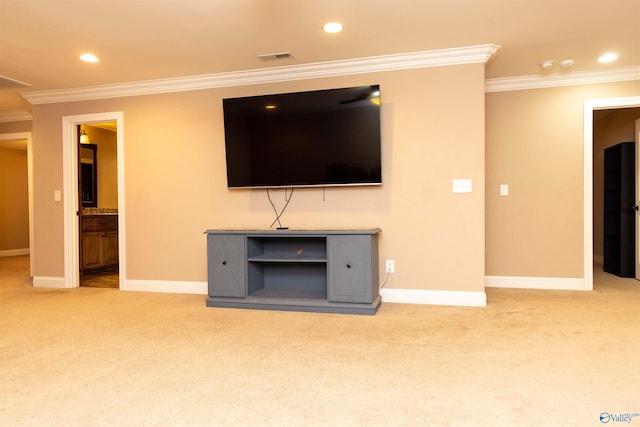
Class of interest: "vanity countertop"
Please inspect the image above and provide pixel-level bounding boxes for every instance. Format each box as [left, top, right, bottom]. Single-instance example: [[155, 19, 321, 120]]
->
[[82, 208, 118, 216]]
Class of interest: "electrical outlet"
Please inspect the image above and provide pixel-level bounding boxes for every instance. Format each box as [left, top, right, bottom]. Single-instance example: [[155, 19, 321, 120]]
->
[[386, 260, 395, 273]]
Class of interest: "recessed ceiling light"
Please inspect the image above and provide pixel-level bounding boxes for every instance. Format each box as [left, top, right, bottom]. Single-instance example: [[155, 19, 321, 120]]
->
[[80, 53, 99, 63], [323, 22, 343, 33], [598, 52, 618, 63]]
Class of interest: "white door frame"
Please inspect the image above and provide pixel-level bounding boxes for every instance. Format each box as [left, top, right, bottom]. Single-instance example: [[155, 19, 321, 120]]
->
[[62, 112, 125, 288], [584, 96, 640, 290], [0, 132, 34, 276]]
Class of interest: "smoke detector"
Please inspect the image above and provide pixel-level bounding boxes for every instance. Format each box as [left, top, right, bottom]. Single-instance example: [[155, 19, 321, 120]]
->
[[539, 60, 554, 70], [560, 59, 574, 68]]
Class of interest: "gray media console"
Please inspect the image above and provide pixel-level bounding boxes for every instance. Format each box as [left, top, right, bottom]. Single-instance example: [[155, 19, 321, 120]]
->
[[205, 229, 381, 315]]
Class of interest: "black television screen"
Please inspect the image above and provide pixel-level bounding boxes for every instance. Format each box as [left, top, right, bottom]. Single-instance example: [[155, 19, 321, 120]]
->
[[222, 85, 382, 188]]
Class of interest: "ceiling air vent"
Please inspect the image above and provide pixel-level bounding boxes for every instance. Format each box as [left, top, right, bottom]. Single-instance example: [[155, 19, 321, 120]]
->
[[0, 75, 30, 89], [257, 52, 293, 61]]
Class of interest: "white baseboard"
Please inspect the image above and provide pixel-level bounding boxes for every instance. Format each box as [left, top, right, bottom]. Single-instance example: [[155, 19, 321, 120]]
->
[[33, 276, 66, 288], [380, 288, 487, 307], [123, 279, 207, 294], [485, 275, 586, 291], [0, 248, 29, 257], [30, 275, 587, 301]]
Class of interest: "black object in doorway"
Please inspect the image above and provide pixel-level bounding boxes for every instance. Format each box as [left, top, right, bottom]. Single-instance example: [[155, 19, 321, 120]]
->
[[603, 141, 636, 277]]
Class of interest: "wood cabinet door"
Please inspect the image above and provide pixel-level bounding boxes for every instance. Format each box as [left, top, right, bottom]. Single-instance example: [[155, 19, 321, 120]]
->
[[102, 231, 119, 267], [327, 235, 377, 303], [207, 234, 246, 297], [82, 232, 103, 269]]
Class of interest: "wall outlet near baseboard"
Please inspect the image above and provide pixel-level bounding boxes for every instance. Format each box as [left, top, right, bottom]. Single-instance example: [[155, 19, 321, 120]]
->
[[386, 260, 395, 273]]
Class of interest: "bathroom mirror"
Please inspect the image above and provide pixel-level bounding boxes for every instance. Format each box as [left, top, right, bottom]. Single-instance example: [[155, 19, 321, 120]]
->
[[80, 144, 97, 207]]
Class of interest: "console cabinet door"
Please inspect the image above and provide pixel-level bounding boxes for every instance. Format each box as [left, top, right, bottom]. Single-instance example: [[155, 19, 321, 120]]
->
[[327, 235, 378, 303], [207, 234, 246, 297]]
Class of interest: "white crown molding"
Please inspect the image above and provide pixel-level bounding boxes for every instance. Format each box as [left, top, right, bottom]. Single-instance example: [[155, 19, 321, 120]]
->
[[22, 44, 500, 105], [485, 65, 640, 92], [0, 110, 32, 122]]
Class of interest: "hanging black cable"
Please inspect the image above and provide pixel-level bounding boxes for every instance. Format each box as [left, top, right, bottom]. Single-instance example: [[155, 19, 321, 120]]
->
[[267, 188, 294, 229]]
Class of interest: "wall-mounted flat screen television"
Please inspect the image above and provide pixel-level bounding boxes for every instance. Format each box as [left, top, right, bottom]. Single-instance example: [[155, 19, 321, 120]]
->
[[223, 85, 382, 188]]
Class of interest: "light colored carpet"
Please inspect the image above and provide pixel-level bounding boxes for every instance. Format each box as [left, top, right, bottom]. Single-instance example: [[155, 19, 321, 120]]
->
[[1, 255, 639, 426]]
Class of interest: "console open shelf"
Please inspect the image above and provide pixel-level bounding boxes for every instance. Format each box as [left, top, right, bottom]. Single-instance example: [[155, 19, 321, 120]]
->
[[205, 229, 381, 315]]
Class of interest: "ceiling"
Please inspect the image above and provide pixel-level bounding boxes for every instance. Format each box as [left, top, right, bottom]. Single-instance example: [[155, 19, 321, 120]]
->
[[1, 0, 639, 115]]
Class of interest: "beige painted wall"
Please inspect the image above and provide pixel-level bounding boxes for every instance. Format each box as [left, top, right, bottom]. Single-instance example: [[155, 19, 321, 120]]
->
[[486, 80, 640, 278], [31, 63, 487, 292], [20, 63, 640, 288], [0, 146, 29, 251], [32, 108, 64, 274], [0, 120, 32, 134], [593, 107, 640, 260]]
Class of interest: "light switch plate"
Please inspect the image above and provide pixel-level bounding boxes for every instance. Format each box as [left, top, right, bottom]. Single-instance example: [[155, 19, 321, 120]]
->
[[452, 179, 472, 193], [500, 184, 509, 196], [54, 190, 61, 202]]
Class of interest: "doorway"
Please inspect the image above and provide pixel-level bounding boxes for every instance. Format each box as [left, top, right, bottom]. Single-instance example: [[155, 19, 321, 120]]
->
[[0, 132, 34, 276], [62, 112, 125, 289], [585, 96, 640, 290], [77, 123, 120, 288]]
